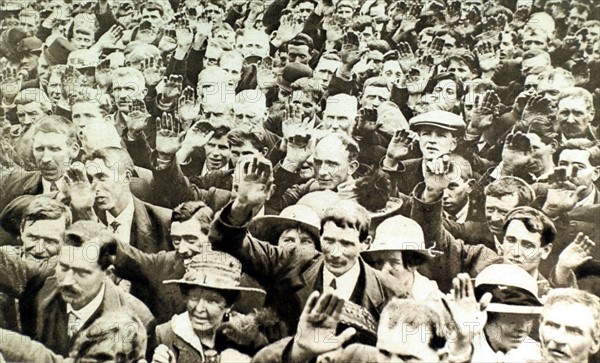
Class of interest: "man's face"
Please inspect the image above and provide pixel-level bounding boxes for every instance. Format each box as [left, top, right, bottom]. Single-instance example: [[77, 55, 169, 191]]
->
[[86, 158, 131, 215], [558, 149, 599, 189], [204, 135, 231, 171], [21, 218, 65, 260], [426, 79, 459, 112], [442, 175, 472, 216], [204, 4, 224, 22], [540, 302, 600, 363], [19, 14, 37, 36], [204, 46, 222, 68], [16, 102, 45, 127], [521, 55, 550, 77], [234, 103, 266, 127], [526, 133, 555, 176], [313, 137, 354, 190], [323, 102, 357, 135], [56, 244, 106, 309], [220, 57, 243, 88], [171, 218, 209, 262], [320, 221, 363, 276], [538, 75, 573, 106], [418, 126, 457, 160], [230, 140, 263, 167], [557, 97, 594, 139], [71, 102, 106, 133], [567, 9, 588, 34], [462, 0, 483, 13], [439, 34, 457, 53], [279, 228, 316, 248], [359, 26, 376, 47], [141, 9, 163, 28], [499, 33, 516, 60], [337, 6, 354, 20], [365, 50, 384, 75], [523, 74, 539, 96], [20, 53, 39, 74], [33, 132, 74, 181], [485, 193, 519, 236], [314, 59, 341, 89], [291, 90, 319, 120], [112, 76, 146, 112], [295, 1, 315, 23], [447, 60, 475, 82], [361, 85, 390, 110], [501, 219, 551, 274], [486, 313, 537, 352], [418, 33, 434, 51], [71, 31, 94, 50], [376, 322, 444, 362], [288, 44, 311, 64], [522, 30, 549, 51], [382, 61, 403, 87], [37, 55, 50, 83], [202, 101, 233, 124], [240, 34, 269, 59]]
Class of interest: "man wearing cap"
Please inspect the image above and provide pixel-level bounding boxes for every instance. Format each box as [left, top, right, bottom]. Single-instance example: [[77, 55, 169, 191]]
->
[[471, 264, 545, 361], [382, 109, 467, 195], [67, 49, 99, 87], [361, 215, 444, 301], [16, 36, 43, 81], [210, 156, 390, 335]]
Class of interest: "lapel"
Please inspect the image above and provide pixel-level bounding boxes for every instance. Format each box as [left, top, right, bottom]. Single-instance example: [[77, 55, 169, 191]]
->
[[131, 197, 153, 252], [170, 313, 206, 357], [294, 257, 325, 308], [359, 258, 387, 314], [76, 280, 121, 334], [22, 171, 43, 195]]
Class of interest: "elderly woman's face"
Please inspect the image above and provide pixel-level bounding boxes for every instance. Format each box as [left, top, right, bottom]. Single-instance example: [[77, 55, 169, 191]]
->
[[186, 287, 229, 334]]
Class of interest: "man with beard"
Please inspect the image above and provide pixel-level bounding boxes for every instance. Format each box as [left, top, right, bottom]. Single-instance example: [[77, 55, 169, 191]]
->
[[0, 116, 79, 214]]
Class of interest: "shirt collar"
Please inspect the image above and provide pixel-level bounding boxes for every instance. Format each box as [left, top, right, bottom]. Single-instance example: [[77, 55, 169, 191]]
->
[[200, 161, 229, 177], [575, 185, 598, 208], [444, 198, 469, 223], [66, 282, 105, 323], [42, 177, 65, 194], [323, 259, 361, 299], [106, 194, 135, 226]]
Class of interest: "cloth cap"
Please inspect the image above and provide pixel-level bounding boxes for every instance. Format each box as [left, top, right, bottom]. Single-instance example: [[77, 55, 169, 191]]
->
[[278, 62, 313, 93], [409, 110, 466, 133], [17, 37, 43, 55]]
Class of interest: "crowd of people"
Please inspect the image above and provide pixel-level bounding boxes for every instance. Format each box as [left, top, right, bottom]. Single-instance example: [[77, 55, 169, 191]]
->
[[0, 0, 599, 361]]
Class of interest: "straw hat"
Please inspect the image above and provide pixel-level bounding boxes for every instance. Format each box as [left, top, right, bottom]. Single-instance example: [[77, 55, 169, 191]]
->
[[249, 204, 320, 248]]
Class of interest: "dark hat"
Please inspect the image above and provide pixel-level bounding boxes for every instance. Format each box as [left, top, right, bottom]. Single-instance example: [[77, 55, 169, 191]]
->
[[409, 110, 466, 133], [43, 37, 77, 66], [17, 37, 43, 55], [277, 62, 313, 93], [0, 27, 27, 60]]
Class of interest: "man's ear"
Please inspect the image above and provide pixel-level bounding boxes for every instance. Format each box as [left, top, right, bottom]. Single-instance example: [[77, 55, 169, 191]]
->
[[69, 142, 80, 160], [261, 147, 269, 156], [592, 166, 600, 182], [361, 235, 373, 251], [267, 184, 276, 200], [540, 243, 553, 260], [349, 160, 360, 176], [449, 136, 458, 152], [123, 169, 133, 183], [466, 178, 476, 193]]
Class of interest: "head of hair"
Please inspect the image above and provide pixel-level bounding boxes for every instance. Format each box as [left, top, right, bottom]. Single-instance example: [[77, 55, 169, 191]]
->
[[219, 50, 244, 66], [316, 132, 360, 162], [206, 0, 227, 11], [87, 146, 135, 177], [21, 196, 72, 232], [64, 220, 117, 270], [366, 40, 390, 54], [321, 200, 370, 242], [557, 87, 594, 113], [70, 92, 112, 117], [542, 288, 600, 341], [14, 89, 52, 113], [522, 49, 552, 63], [69, 311, 147, 362], [288, 33, 314, 51], [227, 125, 267, 151], [502, 206, 556, 247], [124, 42, 161, 64], [465, 79, 498, 95], [380, 298, 447, 351], [172, 201, 214, 235], [513, 116, 558, 145], [354, 168, 392, 212], [111, 67, 146, 87], [32, 115, 77, 145], [443, 49, 481, 77], [537, 68, 575, 88], [485, 177, 535, 206], [424, 72, 465, 100], [558, 138, 600, 167], [207, 37, 234, 52], [290, 77, 323, 103], [140, 1, 165, 16], [363, 76, 390, 93], [352, 16, 376, 33]]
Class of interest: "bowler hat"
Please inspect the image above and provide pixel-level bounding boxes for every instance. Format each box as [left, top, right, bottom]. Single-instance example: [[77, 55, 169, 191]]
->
[[43, 37, 77, 66]]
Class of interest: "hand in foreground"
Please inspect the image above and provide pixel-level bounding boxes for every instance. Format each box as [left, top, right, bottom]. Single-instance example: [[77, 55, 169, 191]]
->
[[230, 157, 273, 225], [156, 113, 184, 160]]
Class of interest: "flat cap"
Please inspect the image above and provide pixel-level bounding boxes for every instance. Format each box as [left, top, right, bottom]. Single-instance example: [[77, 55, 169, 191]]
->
[[409, 110, 466, 132]]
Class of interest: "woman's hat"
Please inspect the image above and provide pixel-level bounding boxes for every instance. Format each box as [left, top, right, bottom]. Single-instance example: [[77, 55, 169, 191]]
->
[[475, 264, 543, 314], [164, 252, 265, 296], [249, 204, 321, 248]]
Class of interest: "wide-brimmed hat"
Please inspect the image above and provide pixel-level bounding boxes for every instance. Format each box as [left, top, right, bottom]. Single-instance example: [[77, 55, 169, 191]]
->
[[475, 264, 543, 314], [43, 37, 76, 65], [297, 190, 342, 218], [164, 252, 265, 295], [249, 204, 321, 248], [67, 49, 99, 69], [362, 214, 443, 258]]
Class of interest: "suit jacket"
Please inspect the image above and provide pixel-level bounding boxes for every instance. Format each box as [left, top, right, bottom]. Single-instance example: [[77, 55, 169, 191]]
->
[[190, 169, 234, 192], [35, 277, 154, 356], [382, 157, 425, 197], [209, 203, 391, 334]]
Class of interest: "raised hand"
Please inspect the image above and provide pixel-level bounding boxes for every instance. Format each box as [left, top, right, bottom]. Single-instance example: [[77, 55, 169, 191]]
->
[[405, 55, 434, 93], [256, 57, 277, 91], [446, 1, 462, 24], [156, 113, 184, 159], [175, 16, 194, 50], [177, 86, 200, 128], [291, 291, 356, 359], [282, 128, 313, 173], [274, 13, 303, 44], [142, 56, 165, 87], [558, 233, 595, 270], [397, 42, 417, 72], [398, 3, 421, 33], [427, 37, 445, 65], [522, 95, 554, 121], [339, 32, 365, 70], [476, 41, 500, 72], [181, 121, 214, 151], [158, 28, 177, 53], [126, 99, 150, 136], [62, 163, 96, 219], [502, 131, 533, 174], [423, 154, 461, 201], [469, 90, 502, 130], [543, 166, 588, 216], [233, 156, 274, 216], [0, 64, 24, 101], [445, 273, 492, 341], [161, 74, 184, 104], [94, 24, 124, 50], [383, 129, 416, 169]]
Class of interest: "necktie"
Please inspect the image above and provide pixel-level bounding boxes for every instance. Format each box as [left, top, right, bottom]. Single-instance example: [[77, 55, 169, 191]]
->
[[50, 182, 58, 192], [110, 220, 120, 233], [67, 312, 80, 338], [329, 278, 337, 290]]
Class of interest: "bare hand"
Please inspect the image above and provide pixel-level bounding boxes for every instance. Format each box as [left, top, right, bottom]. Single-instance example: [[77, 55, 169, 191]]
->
[[151, 344, 176, 363], [446, 273, 492, 339], [161, 74, 183, 103], [156, 113, 184, 159], [181, 121, 214, 151], [558, 233, 595, 270], [177, 86, 200, 127], [127, 99, 150, 134], [385, 129, 416, 162], [142, 57, 165, 87], [233, 156, 273, 211], [62, 163, 95, 214]]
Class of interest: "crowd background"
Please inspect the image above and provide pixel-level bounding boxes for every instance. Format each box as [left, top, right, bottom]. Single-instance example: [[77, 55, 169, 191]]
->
[[0, 0, 599, 362]]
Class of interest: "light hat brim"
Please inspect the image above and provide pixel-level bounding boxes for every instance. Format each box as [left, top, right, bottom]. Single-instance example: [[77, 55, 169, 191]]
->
[[411, 121, 463, 132], [486, 303, 543, 314], [362, 246, 443, 258], [249, 216, 320, 247], [163, 278, 266, 295]]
